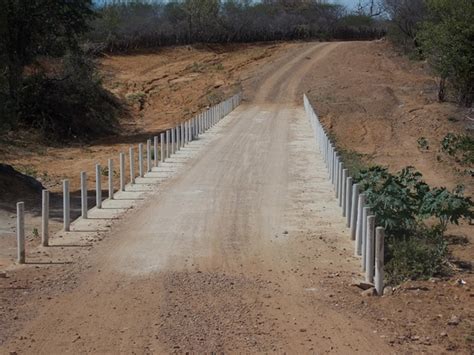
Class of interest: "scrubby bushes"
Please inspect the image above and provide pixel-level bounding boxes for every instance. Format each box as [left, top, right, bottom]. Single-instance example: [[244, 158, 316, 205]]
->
[[18, 54, 120, 141], [383, 0, 473, 107], [87, 0, 385, 53], [0, 0, 120, 141], [355, 166, 473, 284]]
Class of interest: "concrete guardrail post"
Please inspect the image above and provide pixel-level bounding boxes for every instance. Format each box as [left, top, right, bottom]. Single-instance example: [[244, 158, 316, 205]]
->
[[81, 171, 88, 219], [345, 176, 352, 223], [138, 143, 144, 177], [375, 227, 385, 295], [365, 215, 376, 283], [119, 153, 125, 191], [147, 139, 152, 172], [129, 147, 135, 184], [340, 168, 347, 208], [108, 159, 114, 200], [361, 206, 371, 271], [96, 164, 102, 209], [176, 126, 181, 150], [16, 202, 25, 264], [160, 133, 165, 163], [166, 130, 170, 158], [171, 128, 175, 154], [146, 139, 151, 173], [154, 136, 158, 167], [350, 183, 359, 239], [41, 189, 49, 246], [355, 193, 366, 255], [63, 179, 70, 231]]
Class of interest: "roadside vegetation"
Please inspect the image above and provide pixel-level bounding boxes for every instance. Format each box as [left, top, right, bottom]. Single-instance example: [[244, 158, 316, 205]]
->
[[335, 0, 473, 284], [0, 1, 121, 142], [88, 0, 384, 52], [355, 166, 472, 285], [384, 0, 473, 107]]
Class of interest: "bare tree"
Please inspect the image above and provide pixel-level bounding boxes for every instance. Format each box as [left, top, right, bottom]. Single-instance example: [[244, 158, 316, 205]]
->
[[383, 0, 426, 41]]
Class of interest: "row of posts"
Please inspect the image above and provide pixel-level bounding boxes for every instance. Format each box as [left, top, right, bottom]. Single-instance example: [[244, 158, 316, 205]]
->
[[15, 93, 242, 264], [303, 94, 385, 296]]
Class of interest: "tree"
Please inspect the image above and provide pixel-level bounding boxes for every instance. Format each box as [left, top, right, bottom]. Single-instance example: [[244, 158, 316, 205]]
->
[[0, 0, 94, 107], [383, 0, 426, 48], [418, 0, 474, 106]]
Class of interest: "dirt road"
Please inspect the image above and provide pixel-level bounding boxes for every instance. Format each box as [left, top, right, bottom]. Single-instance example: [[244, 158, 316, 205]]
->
[[2, 43, 393, 353]]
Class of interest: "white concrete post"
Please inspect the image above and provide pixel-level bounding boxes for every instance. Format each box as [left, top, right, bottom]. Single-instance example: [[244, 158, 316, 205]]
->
[[185, 121, 189, 144], [81, 171, 88, 219], [366, 215, 376, 283], [41, 189, 49, 247], [108, 159, 114, 200], [180, 123, 184, 147], [63, 179, 70, 231], [355, 193, 366, 255], [95, 164, 102, 209], [166, 130, 170, 158], [16, 202, 25, 264], [160, 133, 165, 163], [129, 147, 135, 184], [119, 153, 125, 191], [328, 146, 334, 182], [176, 126, 181, 150], [350, 183, 359, 239], [375, 227, 385, 296], [361, 206, 371, 270], [337, 162, 343, 202], [154, 136, 158, 167], [147, 139, 152, 172], [171, 128, 175, 154], [332, 152, 337, 185], [341, 168, 347, 209], [189, 119, 192, 141], [345, 176, 352, 224], [138, 143, 144, 177]]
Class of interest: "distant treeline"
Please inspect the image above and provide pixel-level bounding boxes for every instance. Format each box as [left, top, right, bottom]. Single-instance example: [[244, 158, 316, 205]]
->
[[87, 0, 385, 52]]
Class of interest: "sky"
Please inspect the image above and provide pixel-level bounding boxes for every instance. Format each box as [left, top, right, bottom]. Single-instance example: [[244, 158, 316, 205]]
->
[[332, 0, 359, 9]]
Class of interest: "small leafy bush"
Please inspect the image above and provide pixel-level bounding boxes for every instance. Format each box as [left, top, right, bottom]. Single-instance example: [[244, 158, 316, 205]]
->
[[356, 165, 473, 284], [441, 133, 474, 165], [385, 226, 448, 285], [417, 136, 429, 150]]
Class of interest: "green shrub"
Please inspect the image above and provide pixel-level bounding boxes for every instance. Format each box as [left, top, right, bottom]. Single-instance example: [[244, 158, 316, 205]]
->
[[355, 165, 473, 284], [417, 136, 429, 150], [18, 54, 121, 141], [385, 226, 448, 285], [441, 133, 474, 165]]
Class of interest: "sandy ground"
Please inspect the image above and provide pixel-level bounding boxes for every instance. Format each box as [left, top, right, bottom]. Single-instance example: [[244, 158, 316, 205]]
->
[[0, 41, 473, 353]]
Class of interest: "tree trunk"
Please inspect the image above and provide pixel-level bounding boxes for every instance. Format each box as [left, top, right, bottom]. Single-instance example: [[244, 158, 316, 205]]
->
[[438, 77, 446, 102]]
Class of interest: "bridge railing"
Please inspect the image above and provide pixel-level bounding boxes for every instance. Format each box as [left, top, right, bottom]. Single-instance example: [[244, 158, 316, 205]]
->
[[14, 93, 242, 265]]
